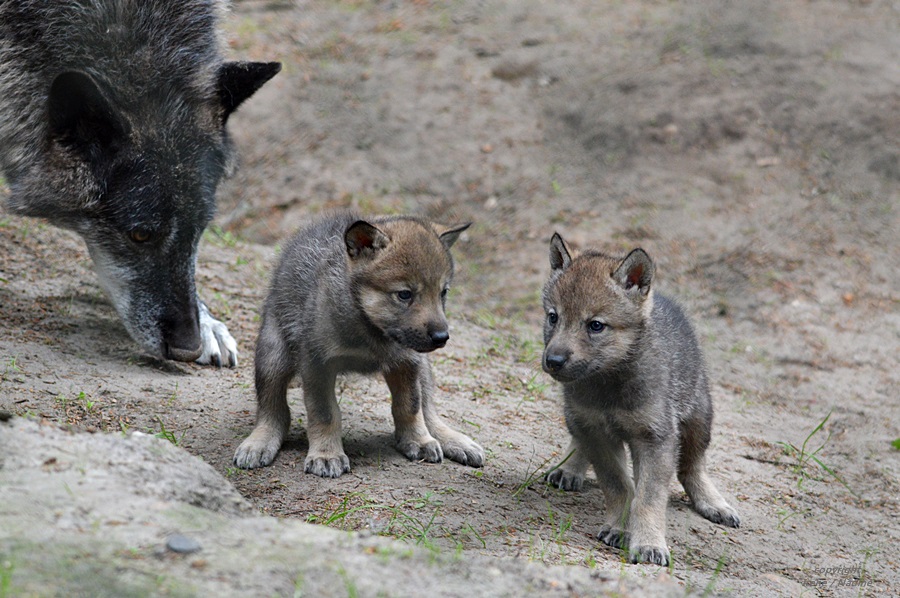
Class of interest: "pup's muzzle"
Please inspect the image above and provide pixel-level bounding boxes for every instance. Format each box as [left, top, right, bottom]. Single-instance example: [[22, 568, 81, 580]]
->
[[543, 351, 570, 373]]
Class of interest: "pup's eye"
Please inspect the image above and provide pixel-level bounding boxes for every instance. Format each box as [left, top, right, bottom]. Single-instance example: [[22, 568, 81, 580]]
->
[[441, 288, 449, 299], [589, 320, 606, 333], [547, 311, 558, 325], [129, 229, 152, 243], [396, 290, 413, 302]]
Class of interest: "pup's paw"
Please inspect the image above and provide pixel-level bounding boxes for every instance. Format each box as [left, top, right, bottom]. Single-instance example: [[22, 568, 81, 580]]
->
[[597, 525, 628, 549], [196, 302, 238, 368], [695, 501, 741, 528], [628, 544, 670, 567], [441, 435, 485, 468], [233, 437, 280, 469], [305, 453, 351, 478], [546, 468, 584, 491], [397, 438, 443, 463]]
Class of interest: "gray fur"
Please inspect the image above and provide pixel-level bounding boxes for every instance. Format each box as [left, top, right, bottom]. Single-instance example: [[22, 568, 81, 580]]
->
[[234, 212, 484, 478], [542, 234, 740, 567], [0, 0, 280, 365]]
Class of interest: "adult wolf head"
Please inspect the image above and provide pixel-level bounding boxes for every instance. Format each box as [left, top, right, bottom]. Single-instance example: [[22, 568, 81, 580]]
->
[[0, 0, 280, 365]]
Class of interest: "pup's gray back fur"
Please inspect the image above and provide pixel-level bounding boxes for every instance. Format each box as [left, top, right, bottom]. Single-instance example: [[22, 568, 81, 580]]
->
[[266, 213, 416, 369], [0, 0, 279, 363]]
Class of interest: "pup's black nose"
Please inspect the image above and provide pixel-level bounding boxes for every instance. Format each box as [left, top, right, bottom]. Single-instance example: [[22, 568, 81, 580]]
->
[[429, 329, 450, 348], [544, 352, 569, 372]]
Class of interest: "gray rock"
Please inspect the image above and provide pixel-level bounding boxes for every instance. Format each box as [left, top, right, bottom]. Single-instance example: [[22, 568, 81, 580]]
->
[[166, 534, 202, 554], [0, 418, 690, 597]]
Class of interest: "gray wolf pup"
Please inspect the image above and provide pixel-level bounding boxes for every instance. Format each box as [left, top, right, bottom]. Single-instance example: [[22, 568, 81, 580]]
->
[[541, 233, 740, 566], [0, 0, 280, 366], [234, 213, 485, 478]]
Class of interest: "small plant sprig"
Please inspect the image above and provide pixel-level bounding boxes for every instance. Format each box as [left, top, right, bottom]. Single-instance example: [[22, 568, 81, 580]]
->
[[513, 447, 576, 499], [512, 450, 555, 499], [777, 410, 859, 498], [154, 417, 184, 446], [310, 492, 442, 552]]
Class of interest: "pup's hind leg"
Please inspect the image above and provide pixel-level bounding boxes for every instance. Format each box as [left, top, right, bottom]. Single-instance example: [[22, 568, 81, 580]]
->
[[545, 437, 591, 491], [301, 363, 350, 478], [417, 358, 485, 467], [384, 361, 443, 463], [678, 416, 740, 528], [233, 323, 293, 469]]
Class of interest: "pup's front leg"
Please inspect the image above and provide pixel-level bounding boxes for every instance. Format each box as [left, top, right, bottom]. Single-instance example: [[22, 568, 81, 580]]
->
[[196, 300, 239, 367], [302, 365, 350, 478], [417, 357, 484, 467], [627, 439, 677, 566], [233, 324, 292, 468], [384, 362, 443, 463], [587, 437, 634, 549]]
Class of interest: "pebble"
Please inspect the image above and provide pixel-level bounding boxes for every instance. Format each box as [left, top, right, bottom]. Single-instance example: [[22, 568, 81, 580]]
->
[[167, 533, 202, 554]]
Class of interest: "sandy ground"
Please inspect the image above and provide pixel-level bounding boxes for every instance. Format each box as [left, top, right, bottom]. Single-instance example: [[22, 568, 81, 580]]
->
[[1, 0, 898, 595]]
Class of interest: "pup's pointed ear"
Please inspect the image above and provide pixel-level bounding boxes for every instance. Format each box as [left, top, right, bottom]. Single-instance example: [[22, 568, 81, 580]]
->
[[217, 61, 281, 123], [345, 220, 390, 259], [436, 222, 471, 249], [613, 248, 654, 297], [549, 233, 572, 271], [47, 71, 127, 153]]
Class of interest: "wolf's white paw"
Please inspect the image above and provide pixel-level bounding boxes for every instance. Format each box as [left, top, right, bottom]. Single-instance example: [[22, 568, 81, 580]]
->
[[197, 302, 238, 368]]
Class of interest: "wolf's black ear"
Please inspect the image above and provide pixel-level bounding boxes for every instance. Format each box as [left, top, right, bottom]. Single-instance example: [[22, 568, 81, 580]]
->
[[613, 248, 654, 297], [217, 61, 281, 124], [345, 220, 390, 259], [437, 222, 470, 249], [549, 233, 572, 271], [47, 71, 126, 152]]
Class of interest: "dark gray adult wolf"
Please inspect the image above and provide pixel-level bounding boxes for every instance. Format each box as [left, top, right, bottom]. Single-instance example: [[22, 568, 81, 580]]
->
[[0, 0, 280, 366]]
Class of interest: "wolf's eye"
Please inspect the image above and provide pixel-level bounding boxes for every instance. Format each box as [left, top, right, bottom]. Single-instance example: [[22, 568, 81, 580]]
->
[[441, 288, 449, 299], [129, 229, 152, 243], [396, 290, 413, 302], [547, 311, 558, 325], [589, 320, 606, 333]]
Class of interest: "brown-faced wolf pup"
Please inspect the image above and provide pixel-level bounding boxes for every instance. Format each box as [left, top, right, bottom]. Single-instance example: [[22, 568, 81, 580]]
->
[[234, 212, 485, 478], [541, 233, 740, 566]]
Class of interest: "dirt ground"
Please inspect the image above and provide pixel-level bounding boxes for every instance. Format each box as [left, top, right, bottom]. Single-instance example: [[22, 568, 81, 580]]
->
[[1, 0, 898, 595]]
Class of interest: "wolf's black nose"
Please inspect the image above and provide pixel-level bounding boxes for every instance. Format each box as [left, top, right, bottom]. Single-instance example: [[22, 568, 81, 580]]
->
[[544, 352, 568, 371], [429, 329, 450, 347], [166, 342, 203, 363]]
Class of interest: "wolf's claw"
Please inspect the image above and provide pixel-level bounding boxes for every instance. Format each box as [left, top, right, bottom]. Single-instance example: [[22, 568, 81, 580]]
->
[[197, 301, 238, 367]]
